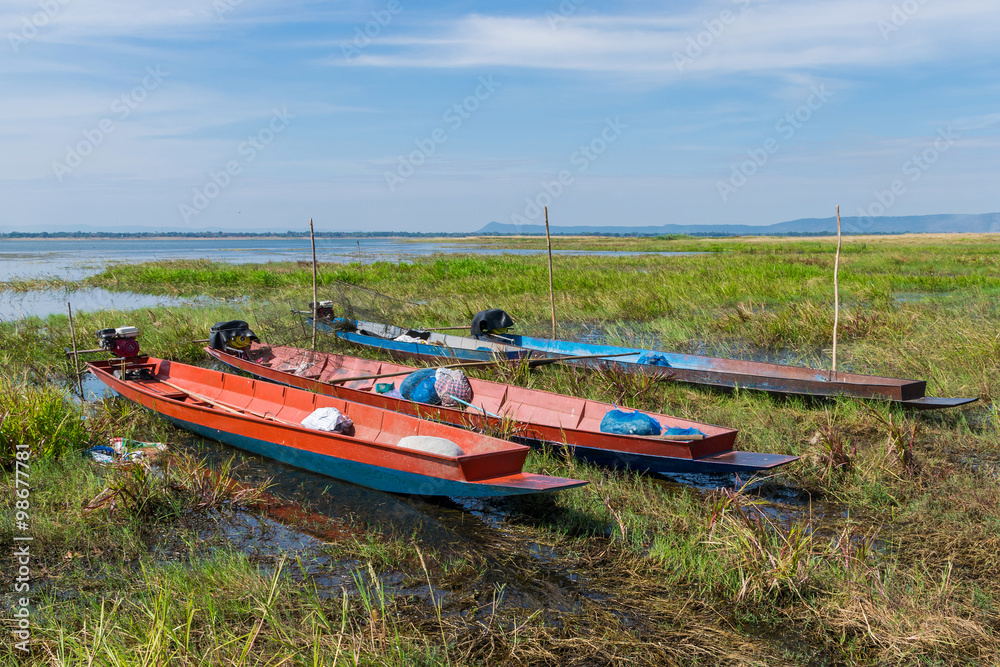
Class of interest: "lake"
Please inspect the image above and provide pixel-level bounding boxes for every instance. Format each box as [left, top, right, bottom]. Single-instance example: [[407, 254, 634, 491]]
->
[[0, 237, 700, 319], [0, 237, 700, 282]]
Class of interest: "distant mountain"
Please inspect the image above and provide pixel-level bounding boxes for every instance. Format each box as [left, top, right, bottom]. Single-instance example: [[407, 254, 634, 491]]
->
[[476, 213, 1000, 236]]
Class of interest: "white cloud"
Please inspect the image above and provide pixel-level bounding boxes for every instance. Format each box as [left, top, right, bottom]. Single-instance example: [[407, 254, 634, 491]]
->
[[952, 113, 1000, 132], [331, 1, 1000, 80]]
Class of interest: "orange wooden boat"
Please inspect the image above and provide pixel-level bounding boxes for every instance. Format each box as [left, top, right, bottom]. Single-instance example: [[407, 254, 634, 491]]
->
[[87, 356, 586, 498], [206, 343, 799, 475]]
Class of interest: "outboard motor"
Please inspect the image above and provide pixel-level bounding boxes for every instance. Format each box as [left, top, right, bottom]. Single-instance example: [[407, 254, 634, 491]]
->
[[96, 326, 141, 358], [209, 320, 259, 351], [470, 309, 514, 337], [309, 301, 335, 320]]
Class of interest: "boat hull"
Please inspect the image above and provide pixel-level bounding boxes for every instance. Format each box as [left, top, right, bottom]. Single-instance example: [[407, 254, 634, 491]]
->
[[207, 345, 799, 475], [495, 334, 977, 408], [89, 357, 585, 498], [163, 413, 562, 496], [567, 445, 797, 474]]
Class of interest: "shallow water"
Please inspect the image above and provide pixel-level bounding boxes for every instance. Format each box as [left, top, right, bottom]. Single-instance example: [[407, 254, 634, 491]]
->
[[0, 287, 222, 321], [0, 237, 701, 321], [0, 237, 704, 282]]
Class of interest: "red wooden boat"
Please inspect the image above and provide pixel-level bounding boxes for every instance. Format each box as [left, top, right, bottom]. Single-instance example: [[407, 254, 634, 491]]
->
[[206, 343, 799, 475], [87, 356, 586, 498]]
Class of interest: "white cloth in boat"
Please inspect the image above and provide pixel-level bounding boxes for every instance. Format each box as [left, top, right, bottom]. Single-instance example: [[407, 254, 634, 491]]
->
[[395, 435, 465, 457], [393, 333, 445, 346], [394, 334, 428, 344], [301, 407, 353, 433]]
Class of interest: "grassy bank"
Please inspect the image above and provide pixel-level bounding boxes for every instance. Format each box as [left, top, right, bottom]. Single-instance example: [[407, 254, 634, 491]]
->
[[66, 234, 1000, 401], [2, 235, 999, 664]]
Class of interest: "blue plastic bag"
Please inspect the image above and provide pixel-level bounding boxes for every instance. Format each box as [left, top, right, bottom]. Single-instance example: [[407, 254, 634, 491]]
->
[[665, 426, 707, 438], [409, 376, 441, 405], [399, 368, 437, 400], [637, 353, 671, 367], [600, 409, 662, 436]]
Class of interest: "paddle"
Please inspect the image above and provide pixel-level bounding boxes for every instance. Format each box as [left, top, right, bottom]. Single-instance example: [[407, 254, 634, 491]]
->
[[323, 351, 641, 385], [159, 380, 300, 426]]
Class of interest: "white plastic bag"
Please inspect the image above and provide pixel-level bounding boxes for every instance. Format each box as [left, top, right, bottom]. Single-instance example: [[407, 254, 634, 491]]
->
[[301, 407, 353, 433]]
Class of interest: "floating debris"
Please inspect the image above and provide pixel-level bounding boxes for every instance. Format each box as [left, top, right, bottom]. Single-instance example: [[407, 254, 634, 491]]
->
[[87, 437, 168, 465]]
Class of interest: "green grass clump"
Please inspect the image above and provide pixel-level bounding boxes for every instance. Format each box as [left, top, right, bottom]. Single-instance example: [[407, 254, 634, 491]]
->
[[0, 370, 93, 460]]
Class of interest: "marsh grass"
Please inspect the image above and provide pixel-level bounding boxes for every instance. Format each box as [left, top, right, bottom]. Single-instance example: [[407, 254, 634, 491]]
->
[[0, 370, 91, 461], [5, 235, 1000, 663], [590, 361, 671, 407], [84, 451, 270, 520], [705, 480, 817, 604]]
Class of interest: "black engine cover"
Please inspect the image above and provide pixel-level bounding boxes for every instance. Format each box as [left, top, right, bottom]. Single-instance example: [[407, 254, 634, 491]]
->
[[470, 309, 514, 337], [209, 320, 259, 350]]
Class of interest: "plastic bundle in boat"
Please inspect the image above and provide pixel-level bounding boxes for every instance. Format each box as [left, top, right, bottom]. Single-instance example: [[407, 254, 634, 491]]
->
[[400, 368, 440, 404], [399, 368, 474, 407], [301, 407, 354, 434], [434, 368, 473, 407], [600, 408, 662, 436]]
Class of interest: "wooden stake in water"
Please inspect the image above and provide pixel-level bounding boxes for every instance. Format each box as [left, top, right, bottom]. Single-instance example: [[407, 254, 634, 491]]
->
[[67, 302, 83, 396], [310, 218, 318, 352], [544, 206, 556, 338], [832, 206, 843, 376]]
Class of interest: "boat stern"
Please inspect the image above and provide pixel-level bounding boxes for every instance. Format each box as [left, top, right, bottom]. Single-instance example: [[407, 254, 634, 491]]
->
[[471, 472, 588, 496]]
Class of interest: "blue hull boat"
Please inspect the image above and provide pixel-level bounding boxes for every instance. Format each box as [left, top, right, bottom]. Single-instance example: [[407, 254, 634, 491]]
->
[[493, 334, 976, 409], [309, 317, 532, 364]]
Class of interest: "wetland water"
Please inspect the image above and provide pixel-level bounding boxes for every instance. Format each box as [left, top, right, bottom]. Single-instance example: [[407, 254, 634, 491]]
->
[[0, 237, 700, 319]]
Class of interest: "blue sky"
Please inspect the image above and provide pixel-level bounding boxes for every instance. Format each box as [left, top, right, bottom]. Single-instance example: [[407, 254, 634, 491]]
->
[[1, 0, 998, 233]]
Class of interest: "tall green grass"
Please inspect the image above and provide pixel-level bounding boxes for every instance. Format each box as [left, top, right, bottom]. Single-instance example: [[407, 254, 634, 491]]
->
[[0, 370, 92, 460]]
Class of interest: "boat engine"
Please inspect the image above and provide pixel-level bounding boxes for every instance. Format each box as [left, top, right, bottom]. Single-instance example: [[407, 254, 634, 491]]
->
[[97, 326, 141, 358], [471, 309, 514, 337], [209, 320, 259, 351], [309, 301, 335, 320]]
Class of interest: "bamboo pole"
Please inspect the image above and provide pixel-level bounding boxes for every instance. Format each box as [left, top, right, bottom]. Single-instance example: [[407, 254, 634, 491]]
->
[[310, 218, 318, 351], [67, 303, 83, 396], [416, 326, 472, 331], [832, 205, 843, 376], [544, 206, 556, 338], [324, 351, 642, 385], [66, 348, 104, 356]]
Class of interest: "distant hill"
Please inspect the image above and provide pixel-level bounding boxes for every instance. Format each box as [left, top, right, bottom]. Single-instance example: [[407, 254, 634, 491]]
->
[[476, 213, 1000, 236]]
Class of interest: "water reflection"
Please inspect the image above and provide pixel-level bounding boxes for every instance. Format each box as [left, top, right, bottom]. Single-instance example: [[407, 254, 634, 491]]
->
[[0, 287, 221, 321]]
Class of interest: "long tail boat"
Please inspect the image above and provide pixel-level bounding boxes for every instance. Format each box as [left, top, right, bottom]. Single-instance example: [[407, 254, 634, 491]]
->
[[491, 332, 977, 409], [306, 315, 532, 364], [87, 356, 585, 498], [205, 341, 799, 475], [315, 308, 975, 409]]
